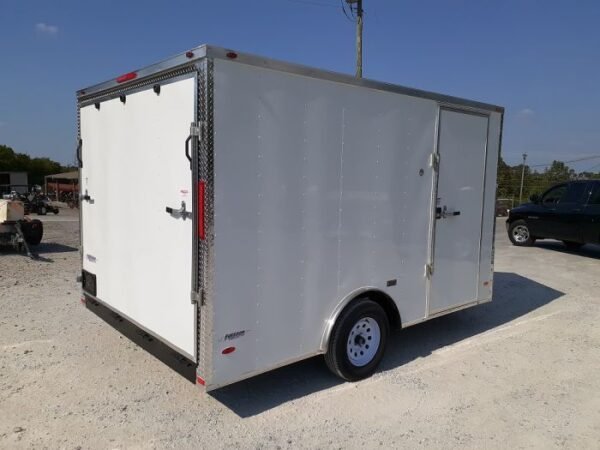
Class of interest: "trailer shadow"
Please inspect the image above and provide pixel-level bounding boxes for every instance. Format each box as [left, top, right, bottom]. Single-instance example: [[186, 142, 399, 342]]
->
[[35, 242, 79, 254], [211, 272, 564, 417], [534, 241, 600, 260]]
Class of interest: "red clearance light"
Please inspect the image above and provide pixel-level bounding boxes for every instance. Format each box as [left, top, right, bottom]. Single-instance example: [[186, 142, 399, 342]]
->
[[198, 180, 206, 240], [185, 51, 194, 58], [226, 51, 238, 59], [116, 72, 137, 83], [221, 346, 236, 355], [196, 375, 206, 386]]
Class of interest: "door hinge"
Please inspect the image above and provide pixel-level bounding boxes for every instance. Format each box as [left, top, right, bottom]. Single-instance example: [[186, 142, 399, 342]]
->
[[190, 123, 201, 137], [425, 263, 434, 278], [430, 152, 440, 171], [191, 290, 204, 305]]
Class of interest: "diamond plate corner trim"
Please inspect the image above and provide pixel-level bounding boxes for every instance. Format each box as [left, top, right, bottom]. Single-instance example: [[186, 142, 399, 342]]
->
[[197, 58, 215, 384]]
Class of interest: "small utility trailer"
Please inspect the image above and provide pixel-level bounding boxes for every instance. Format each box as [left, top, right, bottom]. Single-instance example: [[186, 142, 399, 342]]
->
[[77, 45, 503, 391], [0, 199, 43, 257]]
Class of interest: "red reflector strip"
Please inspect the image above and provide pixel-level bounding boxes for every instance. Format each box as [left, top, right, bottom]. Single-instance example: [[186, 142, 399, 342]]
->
[[198, 180, 206, 240], [222, 346, 236, 355], [116, 72, 137, 83], [196, 375, 206, 386]]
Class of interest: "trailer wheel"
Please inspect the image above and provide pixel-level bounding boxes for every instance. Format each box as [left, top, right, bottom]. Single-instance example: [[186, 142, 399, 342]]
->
[[21, 220, 43, 245], [508, 220, 535, 246], [325, 299, 389, 381]]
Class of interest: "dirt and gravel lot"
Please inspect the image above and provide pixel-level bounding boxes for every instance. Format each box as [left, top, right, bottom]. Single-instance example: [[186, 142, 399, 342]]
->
[[1, 210, 599, 449]]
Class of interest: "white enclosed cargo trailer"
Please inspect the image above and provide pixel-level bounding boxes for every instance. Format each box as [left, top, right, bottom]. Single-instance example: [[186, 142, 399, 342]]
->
[[77, 45, 503, 391]]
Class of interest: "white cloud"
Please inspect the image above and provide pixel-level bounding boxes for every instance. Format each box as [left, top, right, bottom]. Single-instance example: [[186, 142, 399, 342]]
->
[[35, 23, 59, 35], [517, 108, 535, 118]]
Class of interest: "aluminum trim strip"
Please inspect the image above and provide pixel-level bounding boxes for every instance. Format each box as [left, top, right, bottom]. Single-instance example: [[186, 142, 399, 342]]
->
[[205, 350, 323, 392], [78, 45, 503, 113], [197, 58, 216, 385]]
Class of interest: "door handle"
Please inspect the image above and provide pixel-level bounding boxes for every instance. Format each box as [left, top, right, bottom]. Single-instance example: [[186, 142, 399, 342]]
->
[[166, 201, 192, 220], [76, 138, 83, 168], [81, 189, 94, 203], [184, 135, 192, 169]]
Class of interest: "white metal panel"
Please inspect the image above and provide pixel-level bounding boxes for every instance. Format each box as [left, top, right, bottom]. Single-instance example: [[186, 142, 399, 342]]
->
[[429, 109, 489, 314], [209, 59, 438, 388], [80, 77, 196, 359]]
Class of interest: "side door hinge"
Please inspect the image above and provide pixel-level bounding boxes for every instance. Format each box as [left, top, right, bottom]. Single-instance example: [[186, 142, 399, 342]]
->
[[425, 263, 434, 278], [430, 152, 440, 171]]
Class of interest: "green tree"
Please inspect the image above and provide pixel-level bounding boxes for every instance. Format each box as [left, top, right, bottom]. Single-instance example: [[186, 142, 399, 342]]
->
[[0, 144, 74, 186]]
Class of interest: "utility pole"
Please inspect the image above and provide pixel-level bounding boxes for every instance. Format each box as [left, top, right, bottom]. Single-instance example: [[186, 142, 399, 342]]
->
[[355, 0, 363, 78], [345, 0, 363, 78], [519, 153, 527, 204]]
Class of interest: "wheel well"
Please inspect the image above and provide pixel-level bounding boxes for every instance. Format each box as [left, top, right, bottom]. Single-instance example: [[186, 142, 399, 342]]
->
[[360, 290, 401, 330], [322, 288, 402, 351]]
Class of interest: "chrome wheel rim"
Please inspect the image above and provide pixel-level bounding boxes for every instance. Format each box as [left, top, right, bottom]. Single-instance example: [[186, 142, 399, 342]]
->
[[347, 317, 380, 367], [512, 225, 530, 243]]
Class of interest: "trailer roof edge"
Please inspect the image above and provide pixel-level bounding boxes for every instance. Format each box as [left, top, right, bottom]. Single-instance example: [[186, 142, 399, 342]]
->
[[77, 44, 504, 113]]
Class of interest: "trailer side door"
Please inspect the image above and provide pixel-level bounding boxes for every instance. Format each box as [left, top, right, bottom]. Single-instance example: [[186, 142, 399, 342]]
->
[[429, 108, 490, 314]]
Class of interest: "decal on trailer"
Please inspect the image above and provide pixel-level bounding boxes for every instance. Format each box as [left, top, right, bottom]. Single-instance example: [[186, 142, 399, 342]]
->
[[222, 330, 246, 342]]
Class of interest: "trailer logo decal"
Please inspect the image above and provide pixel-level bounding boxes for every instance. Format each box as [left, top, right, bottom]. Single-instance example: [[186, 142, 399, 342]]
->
[[224, 330, 246, 341]]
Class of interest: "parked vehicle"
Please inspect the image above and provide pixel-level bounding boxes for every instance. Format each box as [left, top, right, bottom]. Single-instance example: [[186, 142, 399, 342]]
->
[[77, 45, 503, 391], [0, 199, 44, 257], [495, 198, 513, 217], [506, 180, 600, 249], [24, 193, 59, 216]]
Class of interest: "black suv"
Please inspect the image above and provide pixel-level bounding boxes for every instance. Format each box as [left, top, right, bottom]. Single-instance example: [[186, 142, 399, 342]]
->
[[506, 180, 600, 249]]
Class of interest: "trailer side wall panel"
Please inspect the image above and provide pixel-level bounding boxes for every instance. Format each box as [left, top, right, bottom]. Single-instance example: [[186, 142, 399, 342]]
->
[[210, 59, 441, 387]]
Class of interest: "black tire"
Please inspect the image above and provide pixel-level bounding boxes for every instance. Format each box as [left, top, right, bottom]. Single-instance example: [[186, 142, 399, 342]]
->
[[508, 219, 535, 246], [563, 241, 583, 250], [53, 208, 59, 215], [325, 299, 389, 382], [21, 220, 43, 246]]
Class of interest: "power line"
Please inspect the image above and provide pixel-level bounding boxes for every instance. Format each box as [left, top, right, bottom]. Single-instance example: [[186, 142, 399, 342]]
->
[[287, 0, 338, 8], [529, 154, 600, 168], [340, 0, 355, 22], [581, 161, 600, 173]]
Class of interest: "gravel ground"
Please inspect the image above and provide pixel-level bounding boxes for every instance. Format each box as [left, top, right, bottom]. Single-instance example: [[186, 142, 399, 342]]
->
[[1, 211, 599, 449]]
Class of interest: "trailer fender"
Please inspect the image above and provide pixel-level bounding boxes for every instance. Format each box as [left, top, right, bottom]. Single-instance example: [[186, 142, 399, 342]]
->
[[320, 287, 401, 352]]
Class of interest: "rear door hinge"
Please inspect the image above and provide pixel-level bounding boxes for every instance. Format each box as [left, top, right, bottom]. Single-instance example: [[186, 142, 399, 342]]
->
[[191, 290, 204, 305], [190, 123, 201, 137]]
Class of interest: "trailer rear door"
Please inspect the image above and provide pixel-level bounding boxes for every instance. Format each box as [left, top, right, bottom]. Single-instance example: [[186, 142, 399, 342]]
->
[[80, 76, 197, 360], [429, 108, 490, 314]]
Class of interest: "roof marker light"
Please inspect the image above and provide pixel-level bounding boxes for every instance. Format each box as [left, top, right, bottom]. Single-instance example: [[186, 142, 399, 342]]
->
[[185, 51, 194, 58], [226, 51, 238, 59], [222, 346, 236, 355], [116, 72, 137, 83]]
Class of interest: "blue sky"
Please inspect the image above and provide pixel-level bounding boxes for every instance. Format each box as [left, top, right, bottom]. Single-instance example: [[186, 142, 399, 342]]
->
[[1, 0, 599, 171]]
